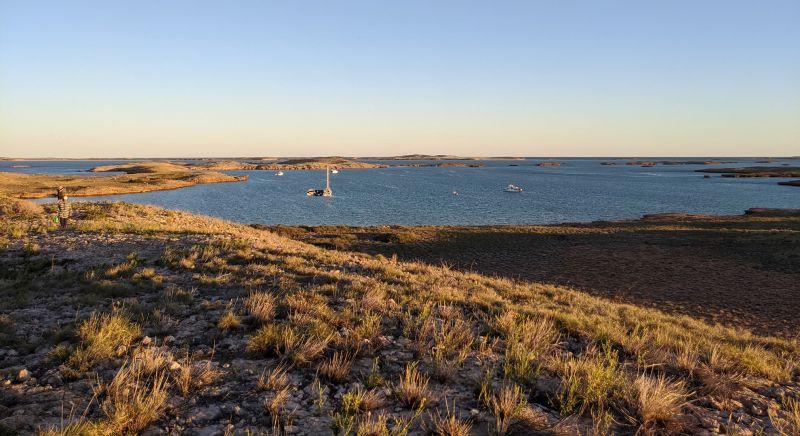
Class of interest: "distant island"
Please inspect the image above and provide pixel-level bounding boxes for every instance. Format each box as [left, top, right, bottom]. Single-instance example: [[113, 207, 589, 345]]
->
[[696, 166, 800, 178], [608, 160, 735, 167], [696, 167, 800, 187], [536, 161, 562, 167], [185, 157, 385, 171], [358, 154, 525, 161], [395, 162, 485, 168]]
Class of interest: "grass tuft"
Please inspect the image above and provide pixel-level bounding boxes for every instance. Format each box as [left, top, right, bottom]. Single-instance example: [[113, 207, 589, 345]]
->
[[245, 291, 276, 324], [318, 351, 355, 382], [623, 373, 688, 432], [394, 362, 431, 408], [68, 313, 140, 371]]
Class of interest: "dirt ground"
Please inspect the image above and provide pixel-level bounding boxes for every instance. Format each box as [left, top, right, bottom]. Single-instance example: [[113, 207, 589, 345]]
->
[[276, 211, 800, 338]]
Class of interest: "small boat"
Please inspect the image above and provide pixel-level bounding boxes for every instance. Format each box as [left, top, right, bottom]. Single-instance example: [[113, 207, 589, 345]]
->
[[504, 184, 523, 193], [275, 171, 284, 176], [331, 169, 339, 174]]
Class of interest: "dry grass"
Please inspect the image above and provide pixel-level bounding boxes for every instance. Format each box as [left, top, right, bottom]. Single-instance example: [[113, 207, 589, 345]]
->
[[428, 401, 472, 436], [553, 345, 624, 416], [248, 323, 332, 366], [131, 346, 174, 375], [355, 413, 390, 435], [7, 198, 44, 216], [245, 291, 277, 323], [623, 373, 688, 432], [502, 317, 559, 383], [332, 388, 387, 435], [769, 395, 800, 436], [98, 363, 169, 434], [43, 362, 169, 435], [68, 313, 141, 371], [318, 351, 355, 382], [394, 362, 431, 408], [258, 363, 291, 391], [172, 353, 221, 396], [487, 383, 527, 436], [217, 309, 242, 331], [265, 385, 294, 431], [346, 387, 385, 413]]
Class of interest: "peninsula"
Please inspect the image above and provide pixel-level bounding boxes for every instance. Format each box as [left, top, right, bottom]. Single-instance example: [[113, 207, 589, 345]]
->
[[0, 162, 246, 199]]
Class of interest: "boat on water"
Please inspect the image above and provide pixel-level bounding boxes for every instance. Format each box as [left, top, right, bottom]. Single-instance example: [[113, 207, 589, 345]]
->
[[275, 171, 284, 176], [504, 184, 523, 193], [330, 169, 339, 174], [307, 166, 333, 197]]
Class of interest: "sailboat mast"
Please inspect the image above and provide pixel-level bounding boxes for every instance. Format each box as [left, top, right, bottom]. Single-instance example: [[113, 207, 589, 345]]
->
[[326, 166, 330, 190]]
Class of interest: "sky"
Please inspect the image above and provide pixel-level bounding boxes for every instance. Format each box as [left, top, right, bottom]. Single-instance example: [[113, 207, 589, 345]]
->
[[1, 0, 799, 158]]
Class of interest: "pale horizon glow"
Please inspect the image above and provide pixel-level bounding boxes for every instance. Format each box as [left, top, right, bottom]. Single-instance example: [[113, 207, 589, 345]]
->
[[1, 1, 799, 158]]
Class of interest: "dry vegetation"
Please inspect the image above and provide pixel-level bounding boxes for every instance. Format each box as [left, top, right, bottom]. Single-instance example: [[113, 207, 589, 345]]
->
[[279, 211, 800, 338], [0, 162, 246, 199], [1, 199, 799, 434]]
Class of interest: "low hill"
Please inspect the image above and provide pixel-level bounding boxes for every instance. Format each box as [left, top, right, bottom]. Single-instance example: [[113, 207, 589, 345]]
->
[[89, 162, 190, 173], [0, 200, 798, 434]]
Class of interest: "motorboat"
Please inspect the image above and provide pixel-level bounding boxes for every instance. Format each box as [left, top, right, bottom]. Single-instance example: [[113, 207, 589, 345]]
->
[[275, 171, 284, 176], [504, 184, 523, 193], [331, 169, 339, 174]]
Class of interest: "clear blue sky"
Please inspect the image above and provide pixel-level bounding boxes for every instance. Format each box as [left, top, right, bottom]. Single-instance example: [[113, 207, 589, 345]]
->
[[1, 0, 798, 157]]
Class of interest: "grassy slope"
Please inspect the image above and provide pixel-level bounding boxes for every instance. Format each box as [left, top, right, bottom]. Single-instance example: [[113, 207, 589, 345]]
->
[[276, 212, 800, 338], [1, 200, 799, 434]]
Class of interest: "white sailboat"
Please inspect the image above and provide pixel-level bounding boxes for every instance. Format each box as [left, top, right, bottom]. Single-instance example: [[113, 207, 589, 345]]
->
[[307, 166, 333, 197]]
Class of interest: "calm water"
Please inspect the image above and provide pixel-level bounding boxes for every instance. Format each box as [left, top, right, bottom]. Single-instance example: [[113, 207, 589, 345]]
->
[[6, 158, 799, 225]]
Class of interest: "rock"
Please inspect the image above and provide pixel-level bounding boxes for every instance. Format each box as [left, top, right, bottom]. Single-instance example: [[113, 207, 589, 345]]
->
[[17, 369, 30, 382], [192, 425, 223, 436]]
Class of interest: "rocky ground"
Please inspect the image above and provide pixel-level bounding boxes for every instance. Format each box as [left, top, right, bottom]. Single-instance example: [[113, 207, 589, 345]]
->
[[1, 201, 799, 435]]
